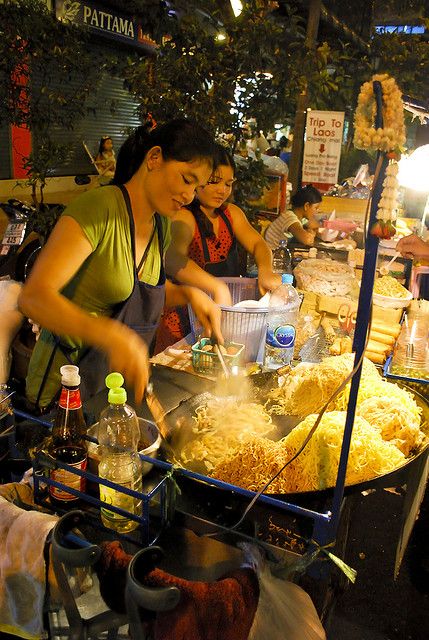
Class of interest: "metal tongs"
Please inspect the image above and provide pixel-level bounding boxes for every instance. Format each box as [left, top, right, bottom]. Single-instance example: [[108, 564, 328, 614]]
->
[[145, 382, 176, 460], [145, 381, 169, 440], [214, 344, 231, 378]]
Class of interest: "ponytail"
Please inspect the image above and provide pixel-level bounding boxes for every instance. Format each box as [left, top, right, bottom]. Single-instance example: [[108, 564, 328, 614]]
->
[[112, 118, 216, 185]]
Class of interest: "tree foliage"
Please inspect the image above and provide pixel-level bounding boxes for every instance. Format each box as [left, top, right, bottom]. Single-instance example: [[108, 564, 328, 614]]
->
[[372, 31, 429, 99], [122, 0, 355, 138], [0, 0, 112, 203], [1, 0, 427, 212]]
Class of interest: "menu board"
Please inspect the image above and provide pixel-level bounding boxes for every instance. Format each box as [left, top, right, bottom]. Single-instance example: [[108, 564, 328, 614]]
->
[[302, 110, 344, 193]]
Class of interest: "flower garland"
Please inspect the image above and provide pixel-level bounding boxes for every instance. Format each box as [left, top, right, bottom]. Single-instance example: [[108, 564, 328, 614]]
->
[[354, 74, 405, 153], [353, 74, 406, 239]]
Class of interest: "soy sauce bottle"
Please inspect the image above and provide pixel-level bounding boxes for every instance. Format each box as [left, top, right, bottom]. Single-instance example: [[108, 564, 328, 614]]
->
[[49, 365, 87, 507]]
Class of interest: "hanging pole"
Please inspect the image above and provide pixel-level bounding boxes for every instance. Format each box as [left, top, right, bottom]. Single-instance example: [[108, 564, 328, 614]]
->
[[327, 80, 387, 539]]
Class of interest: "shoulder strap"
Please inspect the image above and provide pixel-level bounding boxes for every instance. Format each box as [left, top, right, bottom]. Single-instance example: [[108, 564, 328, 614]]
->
[[192, 211, 211, 264], [118, 185, 136, 262], [119, 185, 163, 273], [136, 221, 157, 274], [218, 207, 235, 240]]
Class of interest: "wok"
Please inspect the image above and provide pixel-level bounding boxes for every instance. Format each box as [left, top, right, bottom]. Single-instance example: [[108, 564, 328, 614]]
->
[[162, 382, 429, 502]]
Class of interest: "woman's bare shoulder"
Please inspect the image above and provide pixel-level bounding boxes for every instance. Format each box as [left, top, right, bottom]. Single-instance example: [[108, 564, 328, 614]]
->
[[173, 207, 196, 227]]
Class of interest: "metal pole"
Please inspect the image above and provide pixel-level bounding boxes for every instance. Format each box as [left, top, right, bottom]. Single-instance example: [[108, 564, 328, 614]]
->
[[288, 0, 322, 192], [326, 80, 386, 540]]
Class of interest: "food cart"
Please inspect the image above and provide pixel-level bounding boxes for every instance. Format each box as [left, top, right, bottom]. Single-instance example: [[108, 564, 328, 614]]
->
[[1, 77, 429, 637]]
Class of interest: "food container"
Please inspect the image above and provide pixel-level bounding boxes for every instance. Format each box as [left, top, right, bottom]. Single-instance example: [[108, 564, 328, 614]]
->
[[188, 277, 268, 362], [191, 337, 244, 374], [373, 290, 413, 310], [293, 258, 355, 297], [86, 417, 162, 477]]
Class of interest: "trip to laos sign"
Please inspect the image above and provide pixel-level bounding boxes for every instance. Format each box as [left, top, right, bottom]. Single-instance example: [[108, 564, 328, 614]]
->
[[55, 0, 158, 52], [302, 110, 345, 193]]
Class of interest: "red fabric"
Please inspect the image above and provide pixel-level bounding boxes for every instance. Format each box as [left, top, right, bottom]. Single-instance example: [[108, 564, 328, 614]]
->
[[10, 46, 32, 178], [95, 540, 259, 640], [154, 207, 234, 354], [188, 206, 235, 266]]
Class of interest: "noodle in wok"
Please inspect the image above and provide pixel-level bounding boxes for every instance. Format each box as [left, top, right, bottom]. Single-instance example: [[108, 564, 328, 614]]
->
[[178, 398, 275, 472], [213, 412, 406, 493]]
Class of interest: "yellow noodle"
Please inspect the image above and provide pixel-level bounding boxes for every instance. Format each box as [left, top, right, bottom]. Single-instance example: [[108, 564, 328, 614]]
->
[[373, 275, 409, 298], [268, 353, 380, 416], [213, 412, 406, 493], [179, 398, 275, 472], [357, 394, 422, 456]]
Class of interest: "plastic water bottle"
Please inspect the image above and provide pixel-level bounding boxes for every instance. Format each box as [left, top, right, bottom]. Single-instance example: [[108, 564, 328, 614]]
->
[[97, 372, 142, 533], [272, 239, 292, 274], [264, 274, 300, 369]]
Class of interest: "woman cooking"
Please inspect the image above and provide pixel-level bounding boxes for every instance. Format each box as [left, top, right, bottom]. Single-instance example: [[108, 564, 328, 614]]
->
[[19, 119, 222, 411], [155, 144, 281, 351]]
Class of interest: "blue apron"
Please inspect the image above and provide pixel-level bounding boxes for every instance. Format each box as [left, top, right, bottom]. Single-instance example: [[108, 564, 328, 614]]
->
[[35, 185, 166, 406]]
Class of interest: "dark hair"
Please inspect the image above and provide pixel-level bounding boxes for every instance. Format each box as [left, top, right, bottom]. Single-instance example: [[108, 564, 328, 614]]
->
[[187, 143, 235, 238], [291, 184, 322, 208], [279, 135, 288, 148], [98, 136, 112, 155], [112, 119, 216, 185], [212, 144, 235, 176]]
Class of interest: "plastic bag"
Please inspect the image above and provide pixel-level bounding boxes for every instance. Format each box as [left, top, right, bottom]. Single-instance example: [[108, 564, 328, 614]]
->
[[261, 154, 289, 175], [241, 544, 326, 640]]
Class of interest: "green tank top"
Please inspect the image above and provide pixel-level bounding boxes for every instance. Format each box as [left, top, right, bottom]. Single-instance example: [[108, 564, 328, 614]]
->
[[26, 185, 171, 408]]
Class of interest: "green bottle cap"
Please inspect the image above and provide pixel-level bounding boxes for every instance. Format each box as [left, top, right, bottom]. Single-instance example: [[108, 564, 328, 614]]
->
[[105, 372, 126, 404], [108, 387, 127, 404], [105, 372, 124, 389]]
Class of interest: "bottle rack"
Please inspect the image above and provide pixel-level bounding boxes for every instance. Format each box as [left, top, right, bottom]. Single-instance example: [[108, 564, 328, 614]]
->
[[32, 448, 176, 547]]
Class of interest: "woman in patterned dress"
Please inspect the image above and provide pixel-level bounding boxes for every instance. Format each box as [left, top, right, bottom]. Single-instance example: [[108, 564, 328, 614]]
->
[[155, 144, 281, 352]]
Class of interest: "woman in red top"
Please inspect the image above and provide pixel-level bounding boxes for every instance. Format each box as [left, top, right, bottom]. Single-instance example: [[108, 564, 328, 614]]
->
[[155, 145, 281, 352]]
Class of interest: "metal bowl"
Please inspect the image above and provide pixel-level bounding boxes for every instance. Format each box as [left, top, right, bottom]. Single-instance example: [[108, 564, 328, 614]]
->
[[86, 417, 162, 477]]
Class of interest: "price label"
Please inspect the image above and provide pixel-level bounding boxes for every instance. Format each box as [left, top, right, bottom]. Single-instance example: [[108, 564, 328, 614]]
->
[[3, 222, 26, 245], [4, 235, 23, 245]]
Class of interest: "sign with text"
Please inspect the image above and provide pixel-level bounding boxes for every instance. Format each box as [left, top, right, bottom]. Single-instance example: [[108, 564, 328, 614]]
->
[[302, 110, 344, 192], [55, 0, 158, 53]]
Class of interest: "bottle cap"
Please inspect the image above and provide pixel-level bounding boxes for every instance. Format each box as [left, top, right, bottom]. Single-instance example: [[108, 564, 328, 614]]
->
[[60, 365, 80, 387], [105, 372, 124, 389], [281, 273, 293, 284], [108, 387, 127, 404], [105, 372, 127, 404]]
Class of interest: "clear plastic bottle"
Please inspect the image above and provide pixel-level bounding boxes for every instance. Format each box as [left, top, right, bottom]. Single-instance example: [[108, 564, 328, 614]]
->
[[97, 372, 142, 533], [264, 273, 301, 369], [272, 239, 292, 275]]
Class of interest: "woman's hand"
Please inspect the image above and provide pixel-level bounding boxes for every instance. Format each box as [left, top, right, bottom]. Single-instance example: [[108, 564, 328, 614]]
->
[[186, 287, 223, 344], [99, 318, 150, 404], [257, 269, 282, 295], [396, 234, 429, 261]]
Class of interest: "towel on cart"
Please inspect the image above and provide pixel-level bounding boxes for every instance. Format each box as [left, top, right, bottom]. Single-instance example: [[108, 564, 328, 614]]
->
[[0, 483, 58, 639], [95, 540, 260, 640]]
